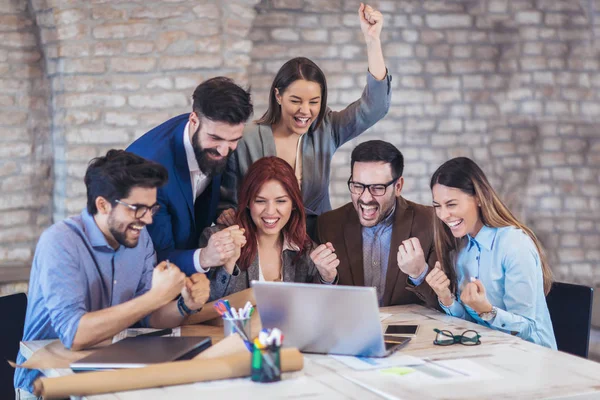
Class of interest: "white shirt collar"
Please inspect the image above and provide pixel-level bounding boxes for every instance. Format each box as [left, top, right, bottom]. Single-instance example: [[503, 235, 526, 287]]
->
[[282, 235, 300, 252], [183, 121, 200, 174]]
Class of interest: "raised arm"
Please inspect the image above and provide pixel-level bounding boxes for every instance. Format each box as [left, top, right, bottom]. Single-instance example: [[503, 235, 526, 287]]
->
[[327, 3, 391, 148], [360, 3, 386, 80]]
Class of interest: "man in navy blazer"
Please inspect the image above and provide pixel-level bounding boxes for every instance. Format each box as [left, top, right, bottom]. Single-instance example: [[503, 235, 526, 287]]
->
[[127, 77, 253, 276]]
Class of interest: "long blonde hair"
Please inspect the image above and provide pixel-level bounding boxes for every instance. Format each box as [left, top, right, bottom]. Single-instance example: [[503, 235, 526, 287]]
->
[[430, 157, 553, 295]]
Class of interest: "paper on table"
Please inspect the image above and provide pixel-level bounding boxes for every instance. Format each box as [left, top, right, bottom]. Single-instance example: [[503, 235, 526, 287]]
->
[[379, 313, 393, 321], [112, 327, 181, 343], [330, 354, 424, 371], [189, 376, 347, 399], [381, 367, 415, 376], [338, 357, 502, 398], [14, 340, 105, 370], [420, 358, 502, 382], [341, 374, 405, 400]]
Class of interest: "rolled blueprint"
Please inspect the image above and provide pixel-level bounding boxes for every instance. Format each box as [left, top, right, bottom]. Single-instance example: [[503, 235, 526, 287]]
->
[[34, 347, 303, 399]]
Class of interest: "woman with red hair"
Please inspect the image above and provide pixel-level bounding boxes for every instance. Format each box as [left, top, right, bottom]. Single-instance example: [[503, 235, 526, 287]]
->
[[200, 157, 339, 299]]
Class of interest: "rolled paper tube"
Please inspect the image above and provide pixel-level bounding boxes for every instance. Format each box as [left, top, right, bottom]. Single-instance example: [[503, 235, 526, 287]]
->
[[34, 348, 303, 399]]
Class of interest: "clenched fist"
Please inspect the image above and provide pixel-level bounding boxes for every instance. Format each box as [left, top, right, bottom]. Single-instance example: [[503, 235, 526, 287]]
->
[[181, 273, 210, 311], [425, 262, 454, 306], [460, 278, 493, 314], [199, 225, 246, 268], [310, 242, 339, 283], [359, 3, 383, 44], [397, 237, 427, 279], [151, 261, 185, 306]]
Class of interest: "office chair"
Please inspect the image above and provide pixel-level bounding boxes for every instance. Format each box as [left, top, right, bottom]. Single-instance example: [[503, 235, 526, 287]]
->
[[546, 282, 593, 358], [0, 292, 27, 399]]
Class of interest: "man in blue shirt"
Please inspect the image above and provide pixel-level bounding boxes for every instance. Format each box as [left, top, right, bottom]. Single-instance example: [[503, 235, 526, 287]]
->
[[316, 140, 438, 308], [14, 150, 211, 399]]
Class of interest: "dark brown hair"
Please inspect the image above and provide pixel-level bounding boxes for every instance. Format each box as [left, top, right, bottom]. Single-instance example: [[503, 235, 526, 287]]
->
[[256, 57, 327, 131]]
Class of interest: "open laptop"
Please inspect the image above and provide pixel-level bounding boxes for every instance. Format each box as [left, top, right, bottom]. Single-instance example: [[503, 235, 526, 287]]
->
[[251, 281, 410, 357], [70, 336, 212, 372]]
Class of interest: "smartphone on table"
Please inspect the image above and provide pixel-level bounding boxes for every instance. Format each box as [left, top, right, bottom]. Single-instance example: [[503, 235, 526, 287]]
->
[[384, 324, 419, 336]]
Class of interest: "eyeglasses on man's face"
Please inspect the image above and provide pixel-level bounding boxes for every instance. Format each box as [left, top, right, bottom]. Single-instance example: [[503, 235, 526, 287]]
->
[[347, 177, 399, 196], [433, 328, 481, 346], [115, 199, 160, 219]]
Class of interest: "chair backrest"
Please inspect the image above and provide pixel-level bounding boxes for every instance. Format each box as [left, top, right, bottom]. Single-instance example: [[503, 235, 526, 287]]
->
[[0, 292, 27, 398], [546, 282, 593, 358]]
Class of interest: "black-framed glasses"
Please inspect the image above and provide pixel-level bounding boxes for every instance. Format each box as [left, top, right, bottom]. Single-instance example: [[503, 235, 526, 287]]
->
[[114, 199, 160, 219], [433, 328, 481, 346], [347, 177, 399, 196]]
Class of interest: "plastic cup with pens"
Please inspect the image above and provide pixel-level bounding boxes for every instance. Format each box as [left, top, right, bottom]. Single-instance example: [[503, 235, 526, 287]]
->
[[213, 300, 254, 351], [251, 328, 283, 383]]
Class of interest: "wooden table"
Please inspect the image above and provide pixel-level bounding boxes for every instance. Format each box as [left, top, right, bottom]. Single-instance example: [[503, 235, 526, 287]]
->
[[21, 304, 600, 400]]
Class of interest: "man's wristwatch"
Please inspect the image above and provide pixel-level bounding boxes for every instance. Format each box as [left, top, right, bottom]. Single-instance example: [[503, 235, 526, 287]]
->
[[479, 306, 497, 321], [177, 296, 201, 316]]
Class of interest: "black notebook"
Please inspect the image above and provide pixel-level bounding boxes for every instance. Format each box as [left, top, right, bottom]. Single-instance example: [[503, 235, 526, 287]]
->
[[70, 336, 211, 372]]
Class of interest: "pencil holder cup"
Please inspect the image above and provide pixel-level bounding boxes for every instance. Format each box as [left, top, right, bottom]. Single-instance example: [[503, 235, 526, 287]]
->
[[223, 316, 251, 339], [251, 345, 281, 383]]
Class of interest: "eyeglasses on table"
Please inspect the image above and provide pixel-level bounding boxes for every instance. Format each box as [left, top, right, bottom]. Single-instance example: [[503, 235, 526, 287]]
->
[[433, 328, 481, 346]]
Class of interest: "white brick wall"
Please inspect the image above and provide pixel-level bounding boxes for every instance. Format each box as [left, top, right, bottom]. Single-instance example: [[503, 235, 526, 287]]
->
[[0, 0, 52, 271], [0, 0, 598, 291], [249, 0, 600, 286]]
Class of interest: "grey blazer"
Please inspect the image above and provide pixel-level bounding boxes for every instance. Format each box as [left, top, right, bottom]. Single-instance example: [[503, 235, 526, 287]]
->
[[220, 71, 392, 217], [200, 226, 322, 301]]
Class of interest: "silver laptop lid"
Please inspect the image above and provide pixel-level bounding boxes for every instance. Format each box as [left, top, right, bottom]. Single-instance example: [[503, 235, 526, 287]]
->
[[252, 281, 387, 357]]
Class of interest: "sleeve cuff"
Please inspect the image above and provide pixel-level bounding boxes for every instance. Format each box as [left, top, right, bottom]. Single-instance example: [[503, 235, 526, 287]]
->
[[488, 307, 509, 329], [319, 273, 338, 285], [194, 249, 209, 273], [439, 297, 463, 316], [367, 68, 392, 91], [408, 264, 428, 286]]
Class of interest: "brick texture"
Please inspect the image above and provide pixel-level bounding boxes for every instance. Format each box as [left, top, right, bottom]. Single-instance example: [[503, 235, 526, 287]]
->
[[0, 0, 599, 294], [0, 0, 52, 274], [249, 0, 600, 287]]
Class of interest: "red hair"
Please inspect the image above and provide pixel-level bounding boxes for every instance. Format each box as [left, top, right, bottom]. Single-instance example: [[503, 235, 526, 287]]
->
[[235, 156, 310, 270]]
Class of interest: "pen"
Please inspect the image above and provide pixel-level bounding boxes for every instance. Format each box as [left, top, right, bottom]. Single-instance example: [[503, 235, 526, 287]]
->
[[136, 328, 172, 337]]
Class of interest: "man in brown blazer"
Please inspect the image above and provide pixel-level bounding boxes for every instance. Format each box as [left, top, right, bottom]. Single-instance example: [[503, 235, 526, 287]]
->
[[316, 140, 439, 309]]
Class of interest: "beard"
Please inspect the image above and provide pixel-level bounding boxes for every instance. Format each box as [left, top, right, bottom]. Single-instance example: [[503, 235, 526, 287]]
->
[[192, 126, 231, 177], [107, 212, 142, 249]]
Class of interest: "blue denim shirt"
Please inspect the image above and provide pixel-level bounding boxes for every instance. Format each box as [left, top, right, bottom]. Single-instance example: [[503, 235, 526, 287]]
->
[[14, 210, 156, 392], [441, 225, 557, 349]]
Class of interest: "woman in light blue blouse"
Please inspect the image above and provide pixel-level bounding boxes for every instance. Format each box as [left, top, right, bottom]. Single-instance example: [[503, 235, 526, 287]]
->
[[425, 157, 557, 349]]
